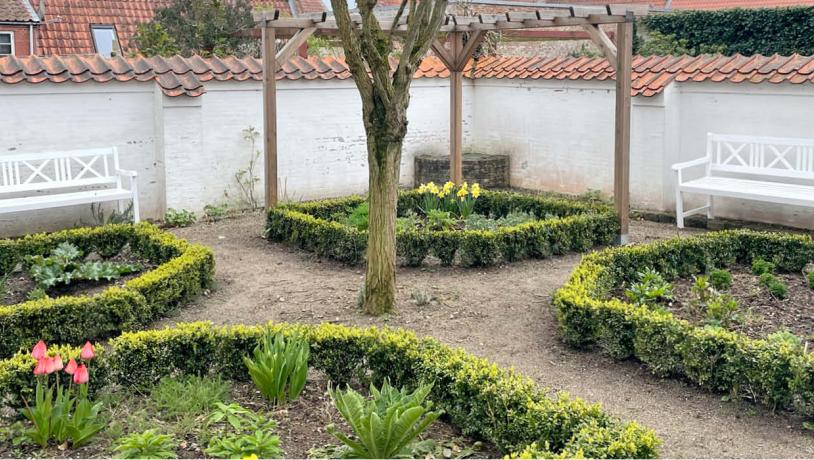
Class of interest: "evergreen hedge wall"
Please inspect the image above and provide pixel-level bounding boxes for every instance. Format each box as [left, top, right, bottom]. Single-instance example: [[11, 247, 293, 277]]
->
[[641, 7, 814, 56]]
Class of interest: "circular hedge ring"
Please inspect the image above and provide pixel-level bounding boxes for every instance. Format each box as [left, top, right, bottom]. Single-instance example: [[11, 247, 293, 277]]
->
[[266, 189, 619, 266], [554, 229, 814, 417], [0, 223, 214, 358], [0, 322, 660, 458]]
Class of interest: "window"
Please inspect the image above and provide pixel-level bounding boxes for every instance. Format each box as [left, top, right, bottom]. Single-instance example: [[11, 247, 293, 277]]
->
[[0, 32, 13, 56], [91, 26, 120, 58]]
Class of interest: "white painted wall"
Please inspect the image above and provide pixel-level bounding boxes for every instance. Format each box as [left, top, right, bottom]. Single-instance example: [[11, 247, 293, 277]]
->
[[1, 75, 813, 237], [0, 81, 163, 235], [470, 78, 665, 210]]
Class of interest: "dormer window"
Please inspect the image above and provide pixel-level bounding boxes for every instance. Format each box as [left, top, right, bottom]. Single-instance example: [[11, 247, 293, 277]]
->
[[91, 25, 120, 57]]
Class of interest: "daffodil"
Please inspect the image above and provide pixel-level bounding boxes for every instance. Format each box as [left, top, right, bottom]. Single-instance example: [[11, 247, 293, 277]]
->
[[471, 183, 481, 198], [242, 455, 259, 460], [443, 181, 454, 193]]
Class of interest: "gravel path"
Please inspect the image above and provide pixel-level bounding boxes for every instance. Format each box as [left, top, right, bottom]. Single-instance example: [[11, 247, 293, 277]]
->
[[160, 212, 814, 458]]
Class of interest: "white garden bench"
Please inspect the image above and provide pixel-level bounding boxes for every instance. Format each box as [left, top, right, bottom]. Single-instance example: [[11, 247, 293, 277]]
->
[[672, 133, 814, 228], [0, 147, 139, 222]]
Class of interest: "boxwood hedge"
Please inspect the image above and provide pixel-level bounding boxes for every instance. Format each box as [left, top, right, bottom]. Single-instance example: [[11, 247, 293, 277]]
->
[[554, 229, 814, 416], [0, 322, 660, 458], [0, 223, 214, 358], [266, 190, 619, 266]]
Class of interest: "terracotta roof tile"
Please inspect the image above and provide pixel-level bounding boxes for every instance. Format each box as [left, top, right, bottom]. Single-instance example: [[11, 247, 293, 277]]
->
[[0, 0, 38, 22], [2, 53, 814, 97]]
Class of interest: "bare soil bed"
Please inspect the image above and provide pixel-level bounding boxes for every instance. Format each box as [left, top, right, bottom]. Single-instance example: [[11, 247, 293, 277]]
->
[[1, 248, 152, 306], [162, 212, 814, 458], [666, 267, 814, 340], [0, 371, 495, 459]]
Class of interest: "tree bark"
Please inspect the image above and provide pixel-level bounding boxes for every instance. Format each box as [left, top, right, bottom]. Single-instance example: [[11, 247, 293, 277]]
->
[[363, 135, 403, 314]]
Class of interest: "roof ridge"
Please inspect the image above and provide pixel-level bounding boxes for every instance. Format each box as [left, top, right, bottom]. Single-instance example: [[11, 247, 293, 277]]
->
[[1, 53, 813, 97]]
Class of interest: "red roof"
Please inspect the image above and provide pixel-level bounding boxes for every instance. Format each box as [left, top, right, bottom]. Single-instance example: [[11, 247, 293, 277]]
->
[[0, 0, 39, 22], [36, 0, 325, 56], [2, 53, 814, 97], [671, 0, 814, 9]]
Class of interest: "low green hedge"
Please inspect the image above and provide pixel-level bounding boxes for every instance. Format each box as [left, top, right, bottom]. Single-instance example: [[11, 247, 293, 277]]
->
[[554, 229, 814, 416], [0, 322, 660, 458], [0, 223, 214, 358], [266, 190, 619, 266]]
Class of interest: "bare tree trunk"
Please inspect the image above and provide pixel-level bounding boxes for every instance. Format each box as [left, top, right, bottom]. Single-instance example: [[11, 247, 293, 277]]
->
[[363, 134, 402, 314]]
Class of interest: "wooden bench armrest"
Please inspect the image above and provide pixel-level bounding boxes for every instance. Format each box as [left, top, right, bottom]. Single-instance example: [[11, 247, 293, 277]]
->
[[116, 168, 138, 177], [671, 157, 710, 171]]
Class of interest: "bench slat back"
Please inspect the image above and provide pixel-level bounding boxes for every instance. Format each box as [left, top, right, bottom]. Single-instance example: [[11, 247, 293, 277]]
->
[[0, 148, 120, 194], [708, 133, 814, 180]]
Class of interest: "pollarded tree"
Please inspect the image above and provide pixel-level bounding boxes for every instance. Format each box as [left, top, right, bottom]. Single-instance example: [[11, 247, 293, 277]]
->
[[330, 0, 448, 315]]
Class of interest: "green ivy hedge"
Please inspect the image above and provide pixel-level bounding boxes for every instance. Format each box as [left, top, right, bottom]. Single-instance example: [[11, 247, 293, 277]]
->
[[266, 190, 618, 266], [554, 229, 814, 416], [641, 7, 814, 56], [0, 322, 660, 458], [0, 223, 214, 358]]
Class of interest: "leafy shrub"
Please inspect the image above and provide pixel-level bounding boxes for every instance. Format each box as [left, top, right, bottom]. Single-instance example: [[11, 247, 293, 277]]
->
[[807, 270, 814, 290], [758, 273, 789, 299], [767, 329, 803, 351], [266, 190, 617, 267], [203, 203, 229, 222], [150, 375, 229, 418], [164, 209, 197, 228], [426, 209, 456, 230], [554, 229, 814, 417], [244, 330, 309, 405], [26, 242, 141, 289], [690, 275, 714, 306], [205, 403, 281, 459], [464, 213, 498, 231], [341, 202, 370, 231], [395, 210, 421, 233], [328, 380, 443, 459], [0, 223, 214, 359], [705, 293, 738, 326], [0, 322, 660, 458], [709, 269, 732, 291], [625, 268, 673, 305], [751, 258, 776, 276], [113, 430, 178, 459]]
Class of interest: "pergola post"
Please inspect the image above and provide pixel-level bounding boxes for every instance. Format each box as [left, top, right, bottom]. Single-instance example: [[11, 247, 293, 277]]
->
[[450, 32, 464, 185], [613, 16, 633, 244], [262, 25, 278, 208]]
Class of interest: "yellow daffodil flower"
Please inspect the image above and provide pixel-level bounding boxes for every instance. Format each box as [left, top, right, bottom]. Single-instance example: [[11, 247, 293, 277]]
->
[[472, 183, 481, 198]]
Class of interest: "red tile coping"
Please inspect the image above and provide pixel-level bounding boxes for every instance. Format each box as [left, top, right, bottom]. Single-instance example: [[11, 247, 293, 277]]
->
[[1, 53, 813, 97]]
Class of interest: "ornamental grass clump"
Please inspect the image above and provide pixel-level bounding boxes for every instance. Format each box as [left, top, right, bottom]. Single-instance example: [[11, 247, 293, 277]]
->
[[327, 380, 443, 459], [21, 340, 104, 448], [243, 330, 309, 406]]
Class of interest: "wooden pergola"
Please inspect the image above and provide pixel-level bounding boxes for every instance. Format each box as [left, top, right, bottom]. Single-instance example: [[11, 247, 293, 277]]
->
[[253, 3, 648, 244]]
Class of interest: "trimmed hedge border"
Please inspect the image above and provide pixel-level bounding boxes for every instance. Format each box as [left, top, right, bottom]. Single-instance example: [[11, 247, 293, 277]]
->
[[0, 223, 214, 358], [0, 322, 660, 458], [266, 190, 619, 266], [554, 229, 814, 417]]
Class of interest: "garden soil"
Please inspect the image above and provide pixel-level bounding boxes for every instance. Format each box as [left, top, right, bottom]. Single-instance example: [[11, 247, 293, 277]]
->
[[163, 213, 814, 458]]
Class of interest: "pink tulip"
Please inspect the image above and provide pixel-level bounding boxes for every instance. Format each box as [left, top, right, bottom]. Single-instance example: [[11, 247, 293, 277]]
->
[[73, 364, 89, 385], [33, 358, 47, 375], [80, 342, 95, 360], [52, 355, 63, 372], [44, 356, 59, 374], [64, 358, 78, 375], [31, 341, 47, 360]]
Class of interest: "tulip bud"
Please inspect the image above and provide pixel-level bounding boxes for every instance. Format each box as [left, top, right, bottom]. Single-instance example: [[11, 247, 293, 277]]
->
[[53, 354, 64, 372], [65, 358, 78, 375], [80, 341, 95, 360], [31, 341, 47, 360], [33, 358, 47, 376], [73, 364, 89, 385]]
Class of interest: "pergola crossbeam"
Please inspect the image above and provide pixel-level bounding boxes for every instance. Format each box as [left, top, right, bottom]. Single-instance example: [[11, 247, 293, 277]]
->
[[275, 27, 316, 63]]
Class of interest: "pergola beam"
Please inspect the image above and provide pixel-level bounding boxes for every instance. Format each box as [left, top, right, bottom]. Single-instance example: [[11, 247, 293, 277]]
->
[[262, 25, 278, 208], [582, 24, 617, 68], [275, 28, 316, 63]]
